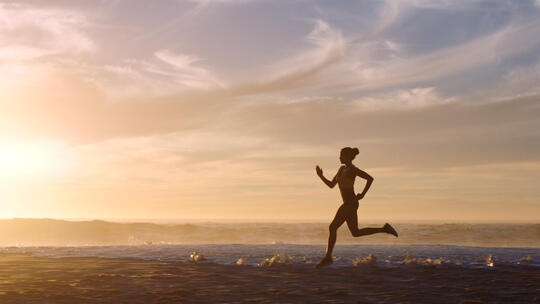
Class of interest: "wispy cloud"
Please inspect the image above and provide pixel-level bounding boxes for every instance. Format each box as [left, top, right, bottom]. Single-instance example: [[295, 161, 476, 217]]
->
[[352, 87, 453, 109], [0, 3, 95, 55], [0, 3, 95, 94], [154, 49, 225, 89], [341, 20, 540, 94], [186, 0, 254, 14], [229, 19, 345, 95]]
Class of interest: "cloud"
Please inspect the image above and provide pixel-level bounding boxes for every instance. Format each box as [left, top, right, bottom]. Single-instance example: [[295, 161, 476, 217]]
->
[[0, 3, 95, 94], [341, 20, 540, 93], [0, 3, 95, 55], [187, 0, 253, 5], [352, 87, 453, 109], [54, 51, 226, 100], [2, 56, 540, 172], [0, 19, 348, 144], [501, 61, 540, 96], [218, 94, 540, 168], [0, 45, 51, 61], [154, 50, 226, 89], [372, 0, 405, 35], [186, 0, 254, 13], [2, 1, 540, 171], [229, 19, 345, 95], [79, 19, 344, 99]]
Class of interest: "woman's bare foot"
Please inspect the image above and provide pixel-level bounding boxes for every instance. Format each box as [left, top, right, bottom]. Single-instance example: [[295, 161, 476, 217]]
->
[[384, 223, 398, 237], [316, 256, 333, 268]]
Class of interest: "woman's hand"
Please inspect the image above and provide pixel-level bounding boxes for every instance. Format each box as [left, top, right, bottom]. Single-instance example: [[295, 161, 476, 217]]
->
[[316, 165, 323, 177], [356, 193, 365, 200]]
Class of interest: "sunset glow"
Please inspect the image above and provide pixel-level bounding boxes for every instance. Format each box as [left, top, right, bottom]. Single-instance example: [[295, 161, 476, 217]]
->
[[0, 140, 67, 178]]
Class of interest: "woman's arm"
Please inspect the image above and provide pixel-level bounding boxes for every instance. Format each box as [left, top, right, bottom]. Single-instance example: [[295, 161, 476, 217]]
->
[[316, 165, 342, 188], [355, 168, 374, 200]]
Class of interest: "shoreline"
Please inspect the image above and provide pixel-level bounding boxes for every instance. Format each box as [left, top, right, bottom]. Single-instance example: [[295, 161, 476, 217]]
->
[[1, 253, 538, 303]]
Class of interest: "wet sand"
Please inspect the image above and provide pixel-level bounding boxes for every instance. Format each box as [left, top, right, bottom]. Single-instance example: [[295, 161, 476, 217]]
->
[[1, 253, 538, 303]]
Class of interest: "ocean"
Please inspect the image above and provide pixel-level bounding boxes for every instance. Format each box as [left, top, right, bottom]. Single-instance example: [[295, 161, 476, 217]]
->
[[1, 219, 538, 269]]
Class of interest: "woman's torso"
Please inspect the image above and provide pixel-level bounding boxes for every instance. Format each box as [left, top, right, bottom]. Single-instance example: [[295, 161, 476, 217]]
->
[[337, 165, 358, 205]]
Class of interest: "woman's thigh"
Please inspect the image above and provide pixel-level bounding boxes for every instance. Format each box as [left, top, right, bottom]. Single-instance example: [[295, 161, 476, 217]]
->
[[330, 204, 350, 229], [345, 211, 359, 233], [331, 204, 357, 229]]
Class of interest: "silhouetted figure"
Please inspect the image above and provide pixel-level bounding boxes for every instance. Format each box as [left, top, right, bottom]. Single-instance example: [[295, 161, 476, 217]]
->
[[316, 147, 398, 268]]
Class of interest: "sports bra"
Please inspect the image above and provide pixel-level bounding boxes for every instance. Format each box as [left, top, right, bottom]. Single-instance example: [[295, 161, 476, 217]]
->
[[337, 165, 356, 189]]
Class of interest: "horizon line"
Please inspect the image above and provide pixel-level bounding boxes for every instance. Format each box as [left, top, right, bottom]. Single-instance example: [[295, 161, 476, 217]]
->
[[1, 217, 538, 224]]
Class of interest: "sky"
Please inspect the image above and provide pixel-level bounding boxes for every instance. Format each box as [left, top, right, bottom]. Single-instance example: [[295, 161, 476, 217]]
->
[[1, 0, 540, 222]]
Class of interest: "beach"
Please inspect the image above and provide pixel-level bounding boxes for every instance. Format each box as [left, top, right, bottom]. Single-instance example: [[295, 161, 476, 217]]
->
[[1, 253, 538, 303], [1, 219, 539, 302]]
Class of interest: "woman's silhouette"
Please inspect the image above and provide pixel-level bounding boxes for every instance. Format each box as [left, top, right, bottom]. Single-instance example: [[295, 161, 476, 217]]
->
[[316, 147, 397, 268]]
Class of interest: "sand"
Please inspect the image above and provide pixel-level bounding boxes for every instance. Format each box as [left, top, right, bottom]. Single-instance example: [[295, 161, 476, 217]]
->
[[0, 253, 538, 303]]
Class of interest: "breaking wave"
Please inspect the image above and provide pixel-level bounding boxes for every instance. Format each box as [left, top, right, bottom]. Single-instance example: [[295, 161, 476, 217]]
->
[[2, 243, 538, 269]]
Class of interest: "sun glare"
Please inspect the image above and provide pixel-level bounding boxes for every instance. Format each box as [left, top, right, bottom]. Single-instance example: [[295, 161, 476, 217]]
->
[[0, 140, 68, 178]]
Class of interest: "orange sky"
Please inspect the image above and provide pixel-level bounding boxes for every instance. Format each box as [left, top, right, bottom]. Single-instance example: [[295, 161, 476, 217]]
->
[[1, 0, 540, 222]]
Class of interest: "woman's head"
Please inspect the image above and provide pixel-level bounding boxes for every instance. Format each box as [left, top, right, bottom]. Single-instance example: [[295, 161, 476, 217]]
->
[[340, 147, 359, 164]]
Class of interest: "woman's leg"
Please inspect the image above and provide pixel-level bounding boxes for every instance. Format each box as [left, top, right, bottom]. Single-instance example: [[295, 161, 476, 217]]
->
[[346, 210, 387, 237], [324, 204, 348, 258]]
